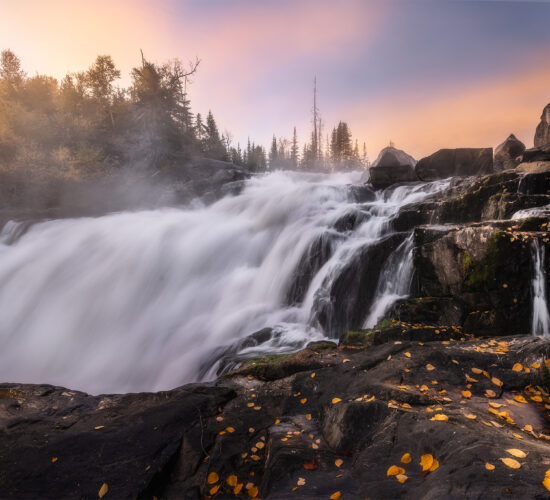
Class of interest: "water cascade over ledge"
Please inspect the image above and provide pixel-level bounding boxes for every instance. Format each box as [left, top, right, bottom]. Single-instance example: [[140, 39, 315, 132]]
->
[[531, 239, 550, 337], [0, 171, 449, 393]]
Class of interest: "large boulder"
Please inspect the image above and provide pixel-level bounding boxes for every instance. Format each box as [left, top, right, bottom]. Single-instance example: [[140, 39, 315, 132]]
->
[[367, 146, 417, 189], [534, 103, 550, 148], [494, 134, 525, 171], [415, 148, 493, 181]]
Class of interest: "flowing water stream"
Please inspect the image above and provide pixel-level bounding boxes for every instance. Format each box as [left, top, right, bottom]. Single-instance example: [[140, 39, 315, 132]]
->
[[531, 239, 550, 337], [0, 170, 449, 393]]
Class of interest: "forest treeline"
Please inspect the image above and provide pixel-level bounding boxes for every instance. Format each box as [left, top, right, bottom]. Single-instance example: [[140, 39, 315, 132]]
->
[[0, 49, 368, 184]]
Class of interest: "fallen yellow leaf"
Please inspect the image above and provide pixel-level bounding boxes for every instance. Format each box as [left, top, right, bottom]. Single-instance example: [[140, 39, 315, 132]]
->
[[430, 414, 448, 422], [234, 483, 244, 495], [426, 363, 435, 371], [396, 474, 408, 483], [512, 363, 523, 372], [531, 395, 543, 403], [531, 363, 541, 369], [429, 458, 439, 472], [51, 457, 58, 463], [311, 372, 316, 378], [485, 390, 496, 398], [335, 458, 343, 467], [297, 477, 306, 486], [461, 390, 472, 399], [210, 484, 220, 495], [227, 475, 238, 487], [514, 395, 527, 404], [332, 398, 342, 404], [420, 454, 434, 472], [207, 472, 219, 484], [330, 492, 342, 500], [98, 483, 109, 499], [491, 377, 503, 387], [247, 485, 259, 498], [506, 449, 527, 458], [471, 368, 483, 374], [485, 463, 495, 471], [543, 469, 550, 491], [404, 352, 411, 358], [387, 465, 406, 476], [226, 426, 235, 433], [306, 413, 312, 420], [300, 398, 307, 404], [401, 453, 412, 464], [500, 457, 521, 469], [465, 413, 477, 419]]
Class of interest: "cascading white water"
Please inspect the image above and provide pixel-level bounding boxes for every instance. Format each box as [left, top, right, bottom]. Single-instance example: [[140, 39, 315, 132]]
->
[[0, 171, 449, 394], [531, 239, 550, 337]]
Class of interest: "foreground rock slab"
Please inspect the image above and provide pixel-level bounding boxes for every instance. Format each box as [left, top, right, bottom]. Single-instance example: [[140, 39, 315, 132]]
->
[[2, 326, 550, 499]]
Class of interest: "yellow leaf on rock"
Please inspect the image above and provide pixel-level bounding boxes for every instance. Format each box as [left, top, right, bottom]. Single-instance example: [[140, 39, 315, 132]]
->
[[396, 474, 408, 483], [514, 395, 527, 404], [512, 363, 523, 372], [306, 413, 312, 420], [247, 485, 259, 498], [472, 368, 483, 374], [462, 390, 472, 399], [491, 377, 503, 387], [330, 492, 342, 500], [404, 352, 411, 358], [335, 458, 344, 467], [51, 457, 58, 463], [300, 398, 307, 404], [523, 424, 534, 432], [207, 472, 219, 484], [297, 477, 306, 486], [209, 484, 220, 495], [98, 483, 109, 499], [430, 414, 448, 422], [332, 398, 342, 404], [465, 413, 477, 419], [506, 449, 527, 458], [485, 463, 495, 470], [226, 426, 235, 433], [500, 457, 521, 469], [401, 453, 412, 464], [227, 475, 238, 487], [387, 465, 405, 476], [543, 470, 550, 491], [426, 364, 435, 371], [531, 363, 541, 369], [429, 459, 439, 472], [234, 483, 244, 495], [485, 390, 496, 398], [311, 372, 316, 378], [531, 395, 543, 403], [420, 454, 434, 471]]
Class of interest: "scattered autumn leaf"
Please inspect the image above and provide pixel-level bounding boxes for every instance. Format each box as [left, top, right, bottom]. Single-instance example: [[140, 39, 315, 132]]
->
[[51, 457, 58, 463], [335, 458, 344, 468], [500, 457, 521, 469], [462, 390, 472, 399], [330, 492, 342, 500], [207, 472, 219, 484], [387, 465, 406, 476], [465, 413, 477, 420], [209, 484, 220, 495], [401, 453, 412, 464], [332, 398, 342, 404], [226, 426, 235, 433], [426, 364, 435, 371], [303, 460, 317, 470], [247, 485, 259, 498], [514, 395, 527, 404], [543, 469, 550, 491], [485, 390, 496, 398], [404, 352, 411, 358], [227, 475, 238, 487], [98, 483, 109, 499], [429, 459, 439, 472], [512, 363, 523, 372], [300, 398, 307, 404], [471, 368, 483, 374], [306, 413, 312, 420], [420, 454, 434, 472], [506, 449, 527, 459], [396, 474, 408, 483], [485, 463, 495, 471], [491, 377, 503, 387], [297, 477, 306, 486], [430, 414, 448, 422], [311, 372, 316, 378], [234, 483, 244, 495]]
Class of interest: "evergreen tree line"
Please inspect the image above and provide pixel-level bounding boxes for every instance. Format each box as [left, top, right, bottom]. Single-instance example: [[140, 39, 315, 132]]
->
[[0, 49, 268, 181], [268, 121, 370, 171]]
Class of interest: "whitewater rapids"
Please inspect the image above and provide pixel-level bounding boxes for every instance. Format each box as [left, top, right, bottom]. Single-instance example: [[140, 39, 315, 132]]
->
[[0, 170, 449, 394]]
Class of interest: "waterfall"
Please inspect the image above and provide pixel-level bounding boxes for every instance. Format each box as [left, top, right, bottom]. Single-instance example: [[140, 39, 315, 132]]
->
[[363, 234, 414, 328], [531, 239, 550, 337], [0, 171, 448, 394]]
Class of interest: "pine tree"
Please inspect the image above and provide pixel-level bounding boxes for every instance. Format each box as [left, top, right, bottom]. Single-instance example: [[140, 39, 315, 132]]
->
[[290, 127, 299, 168], [269, 135, 278, 169]]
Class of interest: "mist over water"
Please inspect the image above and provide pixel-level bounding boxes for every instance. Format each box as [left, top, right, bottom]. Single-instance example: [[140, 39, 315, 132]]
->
[[0, 171, 449, 394]]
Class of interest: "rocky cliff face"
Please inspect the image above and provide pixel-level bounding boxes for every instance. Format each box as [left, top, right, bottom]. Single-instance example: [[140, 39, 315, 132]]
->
[[494, 134, 526, 171], [534, 103, 550, 148]]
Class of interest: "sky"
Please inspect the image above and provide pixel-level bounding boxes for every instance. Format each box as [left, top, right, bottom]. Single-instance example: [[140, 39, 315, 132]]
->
[[1, 0, 550, 159]]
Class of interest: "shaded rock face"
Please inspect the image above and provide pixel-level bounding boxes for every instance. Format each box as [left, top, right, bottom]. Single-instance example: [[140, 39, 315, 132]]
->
[[368, 146, 418, 189], [534, 103, 550, 148], [494, 134, 526, 171], [415, 148, 493, 181], [3, 330, 550, 499]]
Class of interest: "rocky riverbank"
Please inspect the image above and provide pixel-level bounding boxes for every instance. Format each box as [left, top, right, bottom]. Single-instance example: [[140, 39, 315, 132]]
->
[[2, 326, 550, 499]]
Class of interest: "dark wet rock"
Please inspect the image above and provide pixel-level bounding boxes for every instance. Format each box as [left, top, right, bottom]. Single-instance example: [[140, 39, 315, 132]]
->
[[368, 146, 418, 189], [285, 231, 340, 305], [4, 330, 550, 499], [494, 134, 525, 171], [534, 103, 550, 148], [523, 144, 550, 163], [389, 297, 466, 326], [312, 232, 406, 337], [412, 224, 550, 335], [415, 148, 493, 181]]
